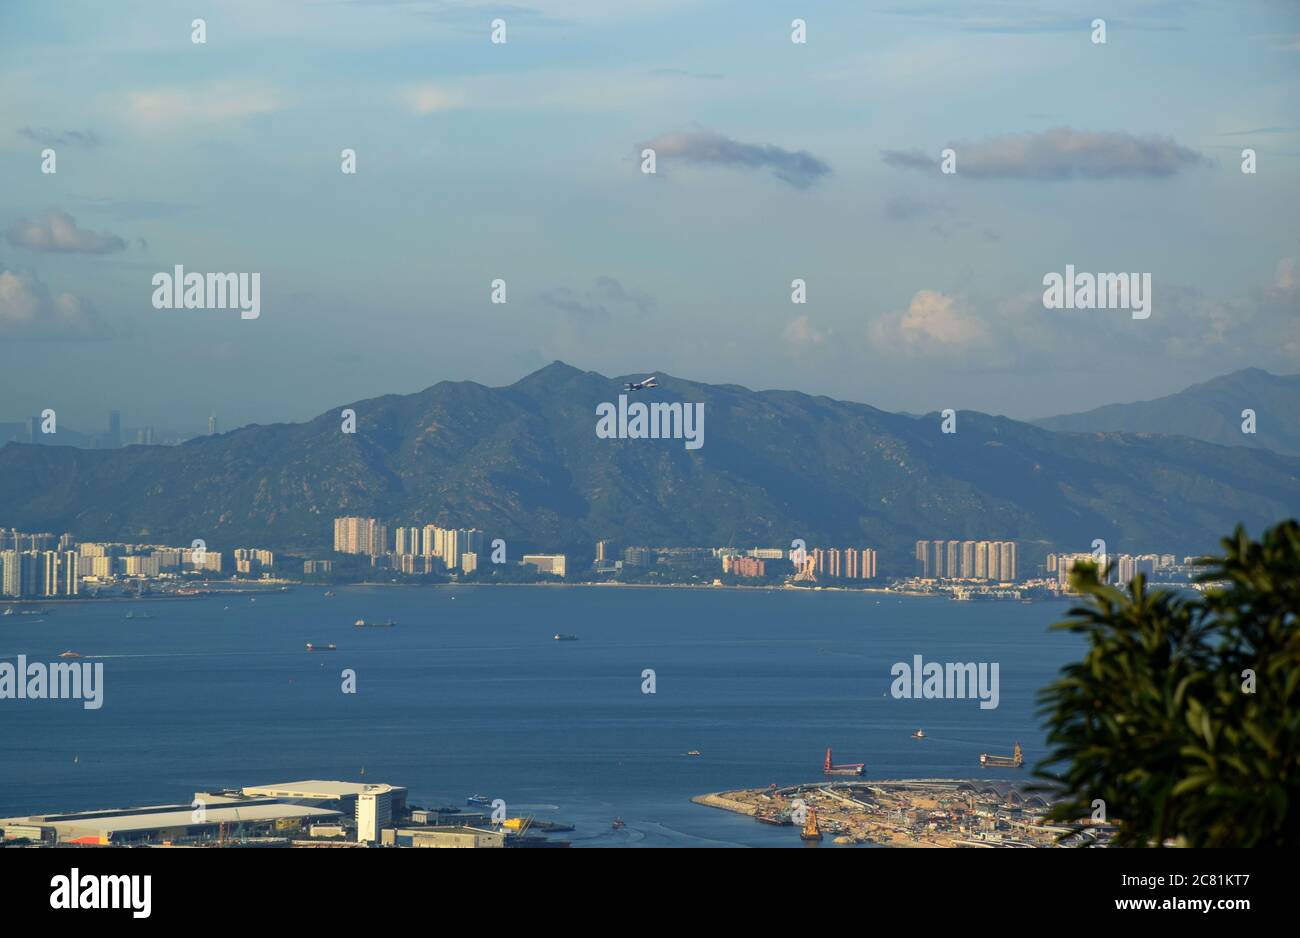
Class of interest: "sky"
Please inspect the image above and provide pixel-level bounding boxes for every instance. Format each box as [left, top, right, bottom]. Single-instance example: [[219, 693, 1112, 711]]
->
[[1, 0, 1298, 435]]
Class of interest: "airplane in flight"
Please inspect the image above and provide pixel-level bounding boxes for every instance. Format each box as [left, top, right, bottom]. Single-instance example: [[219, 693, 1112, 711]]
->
[[623, 376, 658, 392]]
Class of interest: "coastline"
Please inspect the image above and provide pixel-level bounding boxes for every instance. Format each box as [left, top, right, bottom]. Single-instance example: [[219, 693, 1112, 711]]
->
[[693, 778, 1072, 848]]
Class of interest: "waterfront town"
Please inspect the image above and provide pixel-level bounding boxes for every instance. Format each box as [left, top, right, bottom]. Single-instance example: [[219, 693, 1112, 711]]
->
[[0, 773, 1110, 849], [0, 519, 1205, 604]]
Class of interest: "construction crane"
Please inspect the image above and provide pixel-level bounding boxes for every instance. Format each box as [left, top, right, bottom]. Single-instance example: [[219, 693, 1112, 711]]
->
[[824, 746, 864, 776]]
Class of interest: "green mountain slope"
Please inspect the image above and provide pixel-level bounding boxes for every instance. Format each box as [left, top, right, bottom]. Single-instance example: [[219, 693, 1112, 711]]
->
[[1, 362, 1296, 573], [1036, 368, 1300, 456]]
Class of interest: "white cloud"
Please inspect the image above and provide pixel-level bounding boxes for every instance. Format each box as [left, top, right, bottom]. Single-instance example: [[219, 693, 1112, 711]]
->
[[0, 268, 113, 340], [126, 83, 287, 126], [5, 211, 125, 254], [405, 85, 467, 114], [783, 314, 828, 346], [871, 290, 986, 352]]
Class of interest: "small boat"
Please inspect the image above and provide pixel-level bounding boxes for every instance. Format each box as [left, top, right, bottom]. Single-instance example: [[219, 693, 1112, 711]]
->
[[912, 729, 925, 739], [58, 650, 82, 658], [125, 611, 154, 620], [355, 618, 396, 628], [466, 794, 493, 807], [611, 817, 625, 830], [553, 633, 578, 641], [2, 608, 13, 616], [686, 750, 701, 757], [324, 591, 335, 598], [305, 642, 337, 651]]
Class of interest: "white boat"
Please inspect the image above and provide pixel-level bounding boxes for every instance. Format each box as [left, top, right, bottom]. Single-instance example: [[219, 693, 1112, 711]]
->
[[912, 729, 925, 739]]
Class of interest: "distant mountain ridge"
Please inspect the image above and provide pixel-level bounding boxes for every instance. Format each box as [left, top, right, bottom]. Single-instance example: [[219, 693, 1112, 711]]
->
[[0, 362, 1296, 573], [1035, 368, 1300, 456]]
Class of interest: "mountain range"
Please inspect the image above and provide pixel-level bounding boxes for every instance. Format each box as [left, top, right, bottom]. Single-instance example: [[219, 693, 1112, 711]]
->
[[1036, 368, 1300, 456], [1, 362, 1297, 573]]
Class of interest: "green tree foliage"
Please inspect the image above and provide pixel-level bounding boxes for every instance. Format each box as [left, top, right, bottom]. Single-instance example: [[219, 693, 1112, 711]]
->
[[1036, 521, 1300, 847]]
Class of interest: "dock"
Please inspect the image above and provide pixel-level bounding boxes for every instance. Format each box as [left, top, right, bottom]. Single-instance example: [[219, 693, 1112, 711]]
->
[[693, 778, 1104, 848]]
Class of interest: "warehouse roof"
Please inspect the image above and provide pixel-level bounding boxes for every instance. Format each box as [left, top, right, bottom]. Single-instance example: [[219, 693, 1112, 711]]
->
[[242, 780, 401, 799], [52, 803, 341, 835]]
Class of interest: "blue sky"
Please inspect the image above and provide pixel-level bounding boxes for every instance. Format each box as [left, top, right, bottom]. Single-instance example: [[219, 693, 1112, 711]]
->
[[1, 0, 1298, 434]]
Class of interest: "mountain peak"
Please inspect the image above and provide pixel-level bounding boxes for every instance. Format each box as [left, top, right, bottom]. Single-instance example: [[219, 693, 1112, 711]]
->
[[1036, 368, 1300, 455], [511, 361, 596, 388]]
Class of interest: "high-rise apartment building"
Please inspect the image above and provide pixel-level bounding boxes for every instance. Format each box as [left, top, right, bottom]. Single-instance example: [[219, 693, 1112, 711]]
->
[[333, 517, 387, 557], [422, 525, 442, 558], [931, 540, 946, 578], [999, 541, 1016, 581], [394, 527, 421, 556], [1, 550, 21, 597]]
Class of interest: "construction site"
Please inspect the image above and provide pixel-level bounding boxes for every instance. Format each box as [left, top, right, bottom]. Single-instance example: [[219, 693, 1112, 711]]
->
[[693, 778, 1113, 847]]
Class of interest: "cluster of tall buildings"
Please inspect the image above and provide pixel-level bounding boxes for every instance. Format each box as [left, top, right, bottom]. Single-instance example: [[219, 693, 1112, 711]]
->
[[332, 517, 487, 573], [794, 547, 879, 581], [234, 548, 275, 575], [1, 549, 80, 597], [2, 409, 199, 447], [1048, 552, 1181, 587], [599, 543, 879, 581], [914, 539, 1017, 582], [0, 529, 283, 598]]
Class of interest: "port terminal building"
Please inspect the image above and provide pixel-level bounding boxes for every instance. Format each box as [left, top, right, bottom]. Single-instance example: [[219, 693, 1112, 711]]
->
[[1, 779, 406, 846], [0, 800, 343, 846]]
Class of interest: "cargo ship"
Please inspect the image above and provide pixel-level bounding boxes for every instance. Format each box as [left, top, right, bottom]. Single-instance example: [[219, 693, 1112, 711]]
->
[[305, 642, 337, 651], [979, 741, 1024, 768], [823, 746, 864, 776]]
